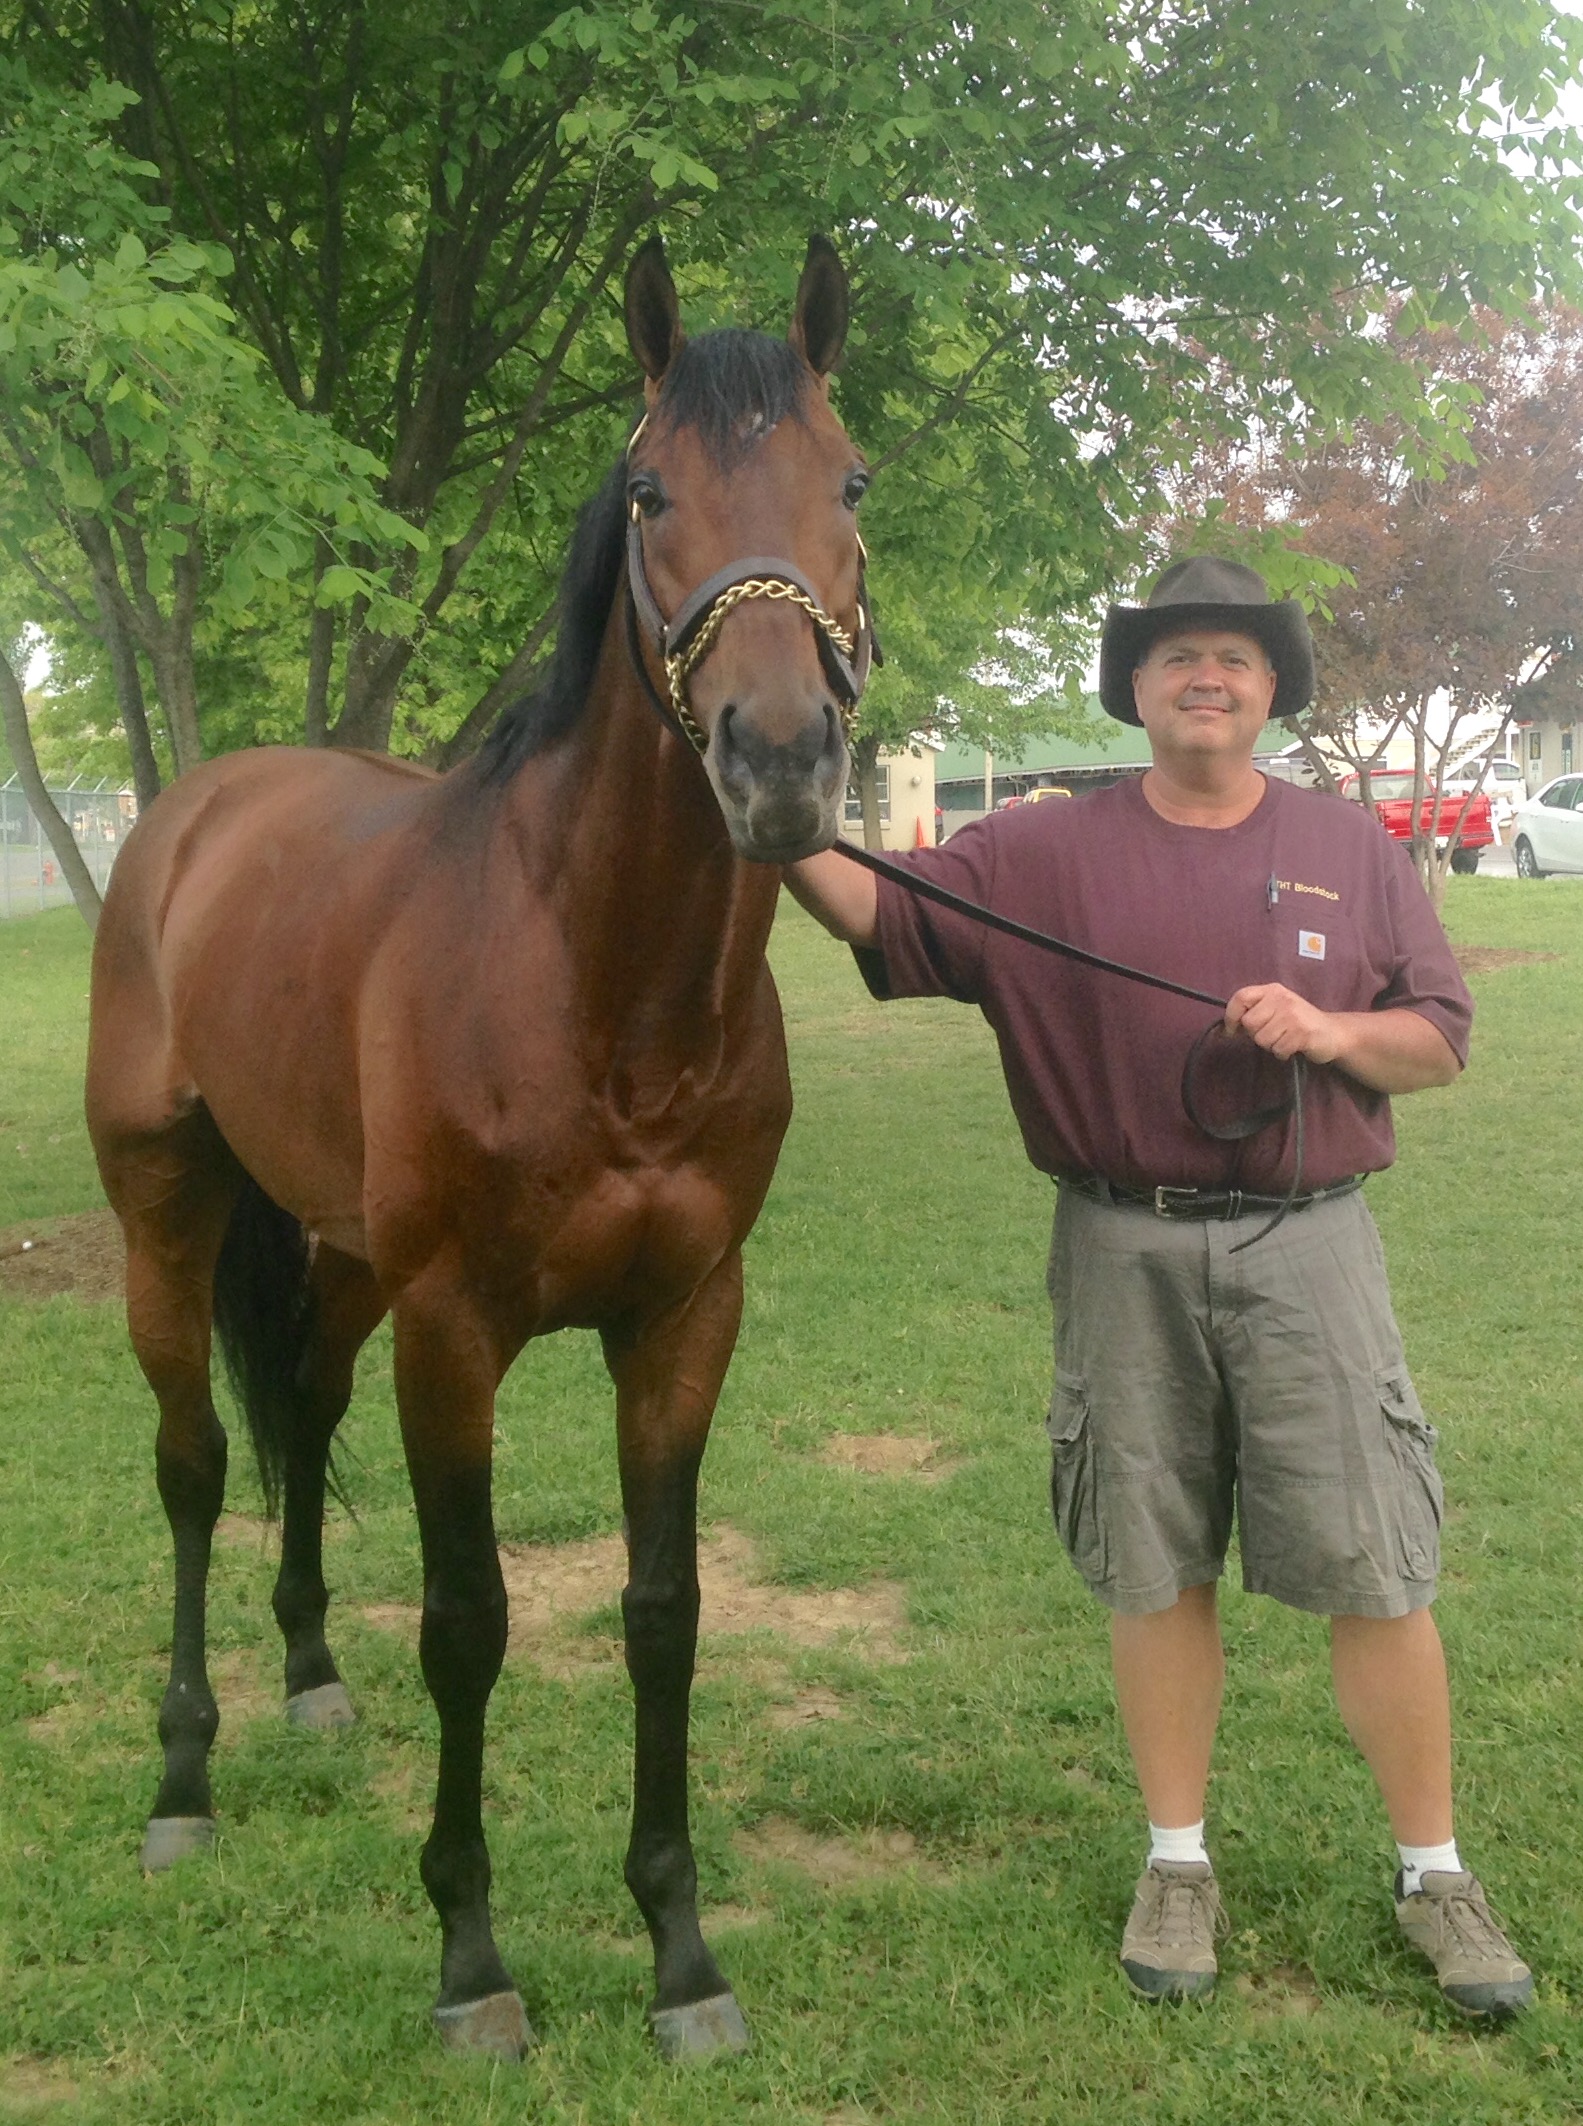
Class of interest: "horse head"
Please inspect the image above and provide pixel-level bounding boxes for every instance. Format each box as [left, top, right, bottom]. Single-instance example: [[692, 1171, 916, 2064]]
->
[[623, 236, 873, 864]]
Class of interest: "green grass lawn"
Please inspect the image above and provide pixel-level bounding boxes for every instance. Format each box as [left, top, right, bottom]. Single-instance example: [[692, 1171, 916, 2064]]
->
[[2, 882, 1582, 2124]]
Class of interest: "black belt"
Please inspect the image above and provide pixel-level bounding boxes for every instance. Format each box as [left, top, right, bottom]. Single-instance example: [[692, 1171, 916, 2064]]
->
[[1060, 1174, 1364, 1221]]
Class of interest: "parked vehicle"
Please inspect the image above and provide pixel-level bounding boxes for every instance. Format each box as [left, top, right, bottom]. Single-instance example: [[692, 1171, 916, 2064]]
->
[[1444, 755, 1524, 835], [1334, 769, 1494, 874], [1510, 776, 1583, 877]]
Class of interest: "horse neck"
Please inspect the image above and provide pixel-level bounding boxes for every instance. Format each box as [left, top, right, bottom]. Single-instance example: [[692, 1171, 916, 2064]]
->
[[501, 612, 782, 1050]]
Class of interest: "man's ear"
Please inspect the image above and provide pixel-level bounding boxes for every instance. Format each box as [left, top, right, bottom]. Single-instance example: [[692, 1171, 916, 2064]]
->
[[788, 234, 849, 377], [625, 236, 686, 382]]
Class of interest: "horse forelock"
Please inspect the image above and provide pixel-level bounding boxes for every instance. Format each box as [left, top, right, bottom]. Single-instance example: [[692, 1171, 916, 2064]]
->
[[652, 329, 811, 466], [474, 330, 816, 784]]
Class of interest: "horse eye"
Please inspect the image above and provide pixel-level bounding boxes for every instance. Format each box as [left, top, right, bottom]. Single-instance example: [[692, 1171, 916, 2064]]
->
[[627, 476, 665, 520], [842, 470, 870, 511]]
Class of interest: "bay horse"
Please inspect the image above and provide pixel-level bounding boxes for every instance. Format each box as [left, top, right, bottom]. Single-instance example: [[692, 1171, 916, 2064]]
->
[[84, 235, 875, 2063]]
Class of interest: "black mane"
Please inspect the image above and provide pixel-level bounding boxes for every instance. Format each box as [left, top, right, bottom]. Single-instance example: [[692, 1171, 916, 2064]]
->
[[475, 329, 810, 782]]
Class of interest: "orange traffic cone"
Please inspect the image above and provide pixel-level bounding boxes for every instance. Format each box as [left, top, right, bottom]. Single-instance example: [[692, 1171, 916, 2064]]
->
[[915, 815, 927, 848]]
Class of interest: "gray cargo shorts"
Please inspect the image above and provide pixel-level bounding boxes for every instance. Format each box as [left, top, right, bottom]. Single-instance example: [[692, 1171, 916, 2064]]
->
[[1045, 1184, 1443, 1619]]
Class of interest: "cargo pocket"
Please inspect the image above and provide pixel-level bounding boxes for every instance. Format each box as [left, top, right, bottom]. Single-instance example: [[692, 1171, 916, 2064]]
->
[[1047, 1371, 1107, 1582], [1380, 1370, 1443, 1582]]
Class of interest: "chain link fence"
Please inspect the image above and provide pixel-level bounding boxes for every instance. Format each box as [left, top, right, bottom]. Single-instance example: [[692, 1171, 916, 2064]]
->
[[1, 780, 135, 917]]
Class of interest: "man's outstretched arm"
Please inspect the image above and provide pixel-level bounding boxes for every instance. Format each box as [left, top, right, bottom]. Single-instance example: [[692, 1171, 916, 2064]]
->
[[783, 850, 879, 948]]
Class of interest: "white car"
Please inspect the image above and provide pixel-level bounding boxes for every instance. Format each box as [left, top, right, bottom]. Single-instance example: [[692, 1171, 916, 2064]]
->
[[1511, 775, 1583, 877]]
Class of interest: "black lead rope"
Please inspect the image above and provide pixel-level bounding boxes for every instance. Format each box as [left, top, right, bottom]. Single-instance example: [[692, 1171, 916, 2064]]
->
[[832, 839, 1309, 1252]]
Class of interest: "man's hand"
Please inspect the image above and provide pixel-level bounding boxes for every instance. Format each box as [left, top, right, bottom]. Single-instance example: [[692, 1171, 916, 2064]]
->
[[1224, 984, 1460, 1093], [1225, 983, 1344, 1064]]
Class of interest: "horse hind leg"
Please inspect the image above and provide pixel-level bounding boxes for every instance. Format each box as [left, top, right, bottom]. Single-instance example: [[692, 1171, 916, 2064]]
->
[[272, 1244, 386, 1727], [213, 1191, 385, 1728], [102, 1115, 240, 1871]]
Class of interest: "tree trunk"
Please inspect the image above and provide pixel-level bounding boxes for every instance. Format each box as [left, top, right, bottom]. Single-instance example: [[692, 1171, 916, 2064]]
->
[[851, 732, 884, 850], [0, 645, 102, 930], [89, 575, 163, 811], [304, 537, 336, 746], [1290, 728, 1342, 795]]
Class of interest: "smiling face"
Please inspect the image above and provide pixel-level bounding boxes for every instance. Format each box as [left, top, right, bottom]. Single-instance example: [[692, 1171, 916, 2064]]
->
[[1131, 627, 1277, 772]]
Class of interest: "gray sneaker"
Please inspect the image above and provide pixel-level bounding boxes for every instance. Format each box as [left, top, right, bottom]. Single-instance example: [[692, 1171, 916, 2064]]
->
[[1120, 1860, 1222, 2000], [1394, 1869, 1533, 2018]]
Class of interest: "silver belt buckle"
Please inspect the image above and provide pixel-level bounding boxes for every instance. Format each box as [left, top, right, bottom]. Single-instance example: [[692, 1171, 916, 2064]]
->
[[1154, 1185, 1193, 1216]]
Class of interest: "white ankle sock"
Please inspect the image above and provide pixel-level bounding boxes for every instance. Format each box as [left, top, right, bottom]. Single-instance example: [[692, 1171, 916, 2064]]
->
[[1397, 1837, 1462, 1896], [1148, 1819, 1210, 1869]]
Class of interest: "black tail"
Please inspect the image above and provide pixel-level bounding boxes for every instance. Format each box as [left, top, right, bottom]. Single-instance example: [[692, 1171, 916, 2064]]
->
[[212, 1176, 317, 1518]]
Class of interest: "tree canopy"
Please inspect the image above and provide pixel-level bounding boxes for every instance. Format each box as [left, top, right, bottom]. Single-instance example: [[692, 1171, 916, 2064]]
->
[[1163, 302, 1583, 899], [4, 0, 1582, 790]]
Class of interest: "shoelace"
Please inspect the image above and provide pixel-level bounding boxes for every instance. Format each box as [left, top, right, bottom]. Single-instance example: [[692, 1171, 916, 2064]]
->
[[1433, 1885, 1513, 1958], [1145, 1875, 1222, 1949]]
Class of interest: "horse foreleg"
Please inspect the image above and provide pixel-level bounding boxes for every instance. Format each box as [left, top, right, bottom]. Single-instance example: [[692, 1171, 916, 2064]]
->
[[393, 1287, 530, 2062], [274, 1246, 387, 1728], [603, 1252, 751, 2061]]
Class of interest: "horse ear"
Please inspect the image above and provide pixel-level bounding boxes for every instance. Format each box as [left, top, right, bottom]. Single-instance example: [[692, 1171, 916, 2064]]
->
[[788, 234, 849, 377], [625, 236, 685, 382]]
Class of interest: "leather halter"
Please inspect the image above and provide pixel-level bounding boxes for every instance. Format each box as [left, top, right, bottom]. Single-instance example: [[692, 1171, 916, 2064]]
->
[[622, 417, 882, 754]]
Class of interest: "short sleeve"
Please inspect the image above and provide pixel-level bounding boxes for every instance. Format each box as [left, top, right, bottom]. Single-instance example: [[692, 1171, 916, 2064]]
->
[[1373, 839, 1474, 1065], [852, 817, 999, 1004]]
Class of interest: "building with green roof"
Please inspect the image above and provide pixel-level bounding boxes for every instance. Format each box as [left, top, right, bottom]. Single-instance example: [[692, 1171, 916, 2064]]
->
[[937, 710, 1307, 821]]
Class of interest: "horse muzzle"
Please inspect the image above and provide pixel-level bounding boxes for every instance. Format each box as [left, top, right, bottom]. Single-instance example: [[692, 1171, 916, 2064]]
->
[[706, 695, 849, 863]]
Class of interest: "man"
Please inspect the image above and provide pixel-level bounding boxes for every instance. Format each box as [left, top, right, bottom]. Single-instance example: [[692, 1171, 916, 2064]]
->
[[785, 557, 1531, 2017]]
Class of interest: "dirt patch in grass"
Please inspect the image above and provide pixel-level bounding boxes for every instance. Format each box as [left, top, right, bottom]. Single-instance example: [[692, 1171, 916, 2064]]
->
[[209, 1648, 278, 1738], [1233, 1963, 1322, 2018], [214, 1512, 277, 1553], [0, 1208, 123, 1303], [819, 1433, 959, 1482], [369, 1761, 428, 1835], [21, 1663, 96, 1747], [1453, 946, 1561, 976], [767, 1686, 848, 1730], [361, 1602, 422, 1640], [735, 1814, 948, 1888], [361, 1523, 909, 1678], [0, 2056, 83, 2114]]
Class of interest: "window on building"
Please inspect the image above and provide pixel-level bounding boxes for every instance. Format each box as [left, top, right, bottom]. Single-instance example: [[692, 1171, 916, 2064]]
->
[[844, 763, 890, 825], [1529, 728, 1543, 763]]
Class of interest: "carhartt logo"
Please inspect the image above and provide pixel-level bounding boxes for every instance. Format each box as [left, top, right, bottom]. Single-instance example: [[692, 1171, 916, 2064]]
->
[[1298, 930, 1326, 960]]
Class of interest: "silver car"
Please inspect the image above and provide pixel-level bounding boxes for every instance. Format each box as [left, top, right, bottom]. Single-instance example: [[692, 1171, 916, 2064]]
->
[[1511, 775, 1583, 877]]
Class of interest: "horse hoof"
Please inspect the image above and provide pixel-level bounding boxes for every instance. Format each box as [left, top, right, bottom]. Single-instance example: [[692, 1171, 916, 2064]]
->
[[649, 1990, 752, 2061], [432, 1990, 533, 2061], [140, 1815, 216, 1872], [285, 1681, 356, 1730]]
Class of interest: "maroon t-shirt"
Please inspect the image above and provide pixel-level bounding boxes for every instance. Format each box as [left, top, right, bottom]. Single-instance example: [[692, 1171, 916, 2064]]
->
[[857, 776, 1473, 1191]]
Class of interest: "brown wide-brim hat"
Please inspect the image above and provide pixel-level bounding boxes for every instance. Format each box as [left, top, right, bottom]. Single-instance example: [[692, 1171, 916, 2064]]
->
[[1099, 556, 1316, 726]]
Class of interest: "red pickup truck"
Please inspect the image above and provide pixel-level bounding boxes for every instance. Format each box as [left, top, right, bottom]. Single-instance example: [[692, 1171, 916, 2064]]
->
[[1335, 769, 1494, 874]]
